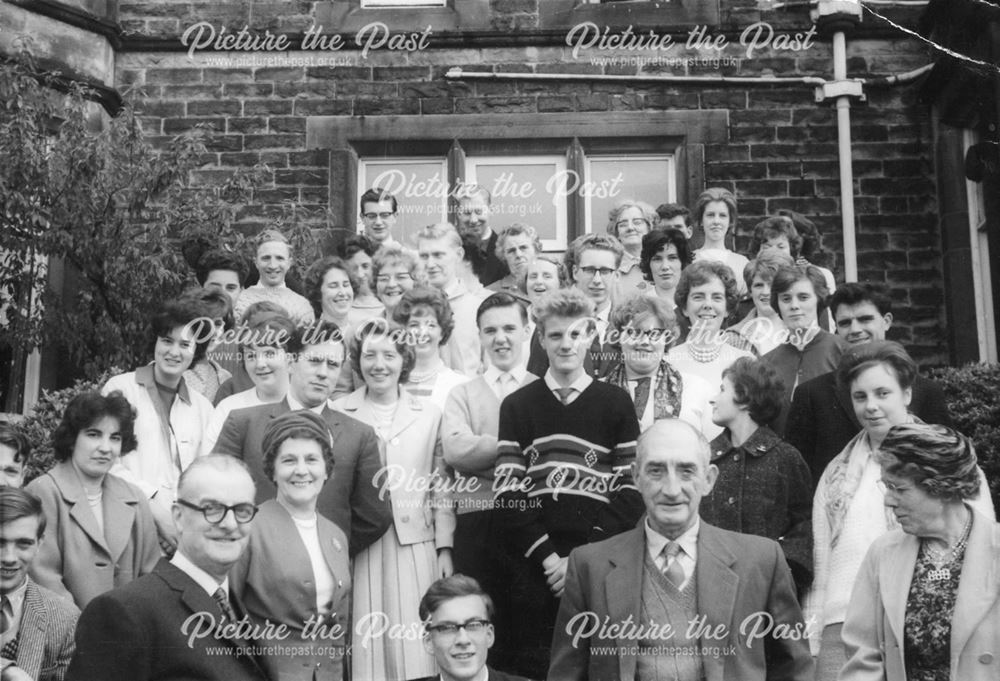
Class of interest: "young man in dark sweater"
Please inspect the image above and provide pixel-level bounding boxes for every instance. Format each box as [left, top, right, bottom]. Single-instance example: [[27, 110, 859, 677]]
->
[[494, 288, 641, 679]]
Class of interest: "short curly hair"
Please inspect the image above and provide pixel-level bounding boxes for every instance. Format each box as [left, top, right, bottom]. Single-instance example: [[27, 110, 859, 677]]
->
[[606, 199, 658, 239], [610, 294, 678, 348], [749, 216, 803, 258], [639, 229, 691, 283], [392, 287, 455, 346], [52, 391, 138, 461], [721, 357, 786, 427], [533, 288, 596, 332], [674, 260, 740, 315], [304, 256, 357, 318], [522, 255, 570, 292], [743, 250, 796, 292], [349, 318, 416, 387], [878, 423, 982, 502], [495, 223, 542, 261], [769, 264, 830, 317], [262, 410, 335, 482], [195, 249, 247, 286]]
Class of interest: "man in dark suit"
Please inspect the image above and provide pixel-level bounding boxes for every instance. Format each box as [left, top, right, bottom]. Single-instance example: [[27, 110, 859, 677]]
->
[[67, 456, 267, 681], [548, 420, 813, 681], [456, 184, 509, 287], [213, 321, 391, 556], [785, 282, 952, 486], [417, 575, 532, 681], [0, 488, 78, 681]]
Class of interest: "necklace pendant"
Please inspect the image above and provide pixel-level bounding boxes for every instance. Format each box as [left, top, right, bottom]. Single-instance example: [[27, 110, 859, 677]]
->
[[927, 567, 951, 582]]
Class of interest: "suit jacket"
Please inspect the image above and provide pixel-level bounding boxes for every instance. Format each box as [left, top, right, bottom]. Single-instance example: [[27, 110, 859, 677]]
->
[[230, 500, 350, 681], [332, 389, 456, 548], [10, 579, 78, 681], [479, 230, 510, 287], [786, 371, 952, 487], [548, 520, 814, 681], [66, 559, 267, 681], [27, 461, 159, 609], [840, 508, 1000, 681], [214, 397, 392, 556]]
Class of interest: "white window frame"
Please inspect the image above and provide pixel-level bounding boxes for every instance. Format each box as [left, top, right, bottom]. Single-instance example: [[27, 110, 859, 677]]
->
[[964, 129, 997, 363], [582, 153, 675, 234], [464, 154, 569, 251], [357, 156, 449, 234]]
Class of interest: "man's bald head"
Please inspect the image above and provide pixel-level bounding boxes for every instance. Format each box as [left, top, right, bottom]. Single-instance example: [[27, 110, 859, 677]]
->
[[636, 419, 712, 471]]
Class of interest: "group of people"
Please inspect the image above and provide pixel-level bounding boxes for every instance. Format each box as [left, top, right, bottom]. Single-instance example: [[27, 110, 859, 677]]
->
[[0, 182, 996, 681]]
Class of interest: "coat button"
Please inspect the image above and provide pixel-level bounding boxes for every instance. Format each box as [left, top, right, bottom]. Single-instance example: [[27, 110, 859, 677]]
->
[[728, 497, 736, 505], [979, 653, 994, 664], [732, 454, 739, 461], [401, 514, 409, 522]]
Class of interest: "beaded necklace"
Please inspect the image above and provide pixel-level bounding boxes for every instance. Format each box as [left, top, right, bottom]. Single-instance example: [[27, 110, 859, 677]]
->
[[922, 510, 973, 582]]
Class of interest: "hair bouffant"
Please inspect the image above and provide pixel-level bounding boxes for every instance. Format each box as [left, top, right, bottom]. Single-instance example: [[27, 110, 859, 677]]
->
[[836, 340, 917, 393], [392, 287, 455, 346], [639, 229, 691, 283], [674, 260, 740, 315], [721, 357, 786, 427], [52, 391, 138, 462], [879, 423, 982, 502]]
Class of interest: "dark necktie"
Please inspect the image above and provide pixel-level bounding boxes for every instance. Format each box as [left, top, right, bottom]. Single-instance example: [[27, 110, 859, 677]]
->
[[633, 376, 652, 419], [213, 587, 237, 623]]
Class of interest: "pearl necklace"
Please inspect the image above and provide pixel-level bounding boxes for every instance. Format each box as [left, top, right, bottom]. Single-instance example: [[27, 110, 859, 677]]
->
[[922, 511, 973, 582], [686, 342, 722, 364]]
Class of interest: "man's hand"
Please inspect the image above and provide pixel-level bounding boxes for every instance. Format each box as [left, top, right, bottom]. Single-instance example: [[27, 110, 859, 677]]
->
[[542, 552, 568, 597], [1, 664, 33, 681], [437, 548, 454, 579]]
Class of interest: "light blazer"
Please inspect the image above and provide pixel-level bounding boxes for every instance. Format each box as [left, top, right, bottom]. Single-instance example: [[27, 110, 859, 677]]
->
[[66, 559, 268, 681], [231, 500, 351, 681], [27, 462, 159, 610], [10, 578, 79, 681], [548, 520, 814, 681], [332, 388, 456, 549], [840, 507, 1000, 681], [214, 397, 392, 556]]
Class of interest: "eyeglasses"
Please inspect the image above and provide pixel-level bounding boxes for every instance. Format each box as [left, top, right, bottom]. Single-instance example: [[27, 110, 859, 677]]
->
[[177, 499, 258, 524], [363, 212, 394, 221], [876, 479, 913, 496], [578, 266, 616, 279], [615, 217, 650, 233], [425, 619, 492, 638], [375, 273, 413, 285]]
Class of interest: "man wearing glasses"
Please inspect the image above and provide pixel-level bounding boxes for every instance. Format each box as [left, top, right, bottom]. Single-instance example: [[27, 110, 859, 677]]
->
[[67, 455, 268, 681], [416, 575, 531, 681], [360, 187, 400, 249]]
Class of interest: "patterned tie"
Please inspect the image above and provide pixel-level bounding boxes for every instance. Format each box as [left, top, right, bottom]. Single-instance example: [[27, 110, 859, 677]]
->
[[213, 587, 237, 623], [633, 376, 652, 419], [662, 541, 686, 589], [555, 387, 574, 405]]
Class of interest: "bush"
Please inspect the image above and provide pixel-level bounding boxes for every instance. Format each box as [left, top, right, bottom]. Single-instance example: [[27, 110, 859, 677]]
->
[[13, 370, 117, 485], [928, 363, 1000, 510]]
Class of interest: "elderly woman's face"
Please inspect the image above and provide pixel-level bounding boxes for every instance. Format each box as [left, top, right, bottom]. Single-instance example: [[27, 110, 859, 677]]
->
[[851, 363, 912, 440], [776, 279, 819, 331], [375, 263, 414, 310], [880, 464, 944, 538], [273, 437, 327, 510], [621, 314, 668, 377], [360, 334, 404, 394], [614, 206, 650, 252], [502, 234, 537, 276]]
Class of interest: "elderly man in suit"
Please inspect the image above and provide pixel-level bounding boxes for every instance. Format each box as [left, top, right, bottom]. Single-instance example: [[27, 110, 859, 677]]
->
[[785, 282, 952, 486], [0, 489, 78, 681], [67, 455, 267, 681], [548, 419, 814, 681], [213, 320, 391, 556]]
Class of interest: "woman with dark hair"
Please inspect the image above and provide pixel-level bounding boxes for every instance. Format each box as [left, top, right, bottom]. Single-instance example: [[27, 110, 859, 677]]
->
[[666, 260, 754, 390], [761, 264, 845, 412], [26, 391, 159, 608], [102, 298, 215, 552], [231, 410, 350, 681], [331, 319, 455, 681], [700, 357, 813, 593], [339, 234, 386, 324], [805, 342, 993, 679], [841, 423, 1000, 681], [640, 227, 692, 343], [392, 287, 468, 410], [691, 187, 749, 295], [177, 287, 234, 402], [606, 198, 658, 297], [305, 255, 357, 332], [235, 229, 315, 326]]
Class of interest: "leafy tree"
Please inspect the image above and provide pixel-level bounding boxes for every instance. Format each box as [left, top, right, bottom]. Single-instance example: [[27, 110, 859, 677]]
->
[[0, 49, 294, 411]]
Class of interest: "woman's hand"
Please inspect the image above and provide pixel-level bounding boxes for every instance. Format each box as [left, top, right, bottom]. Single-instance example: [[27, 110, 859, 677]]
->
[[543, 552, 568, 597], [437, 548, 454, 579]]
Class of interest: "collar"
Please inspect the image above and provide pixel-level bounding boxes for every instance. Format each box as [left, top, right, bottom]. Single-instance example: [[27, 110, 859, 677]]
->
[[170, 550, 229, 596], [785, 323, 822, 351], [286, 394, 326, 415], [618, 252, 640, 274], [645, 516, 700, 561], [1, 575, 29, 609], [594, 302, 611, 322], [544, 369, 592, 395], [135, 364, 192, 405], [440, 666, 489, 681], [444, 279, 466, 301], [711, 426, 780, 461], [483, 364, 528, 387]]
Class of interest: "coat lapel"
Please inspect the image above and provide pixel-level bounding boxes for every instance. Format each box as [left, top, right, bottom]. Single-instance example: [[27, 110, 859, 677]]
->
[[951, 509, 1000, 670], [695, 524, 739, 681], [879, 532, 918, 649], [833, 377, 862, 429], [49, 463, 110, 554], [605, 527, 644, 681], [15, 581, 48, 679], [102, 482, 139, 563]]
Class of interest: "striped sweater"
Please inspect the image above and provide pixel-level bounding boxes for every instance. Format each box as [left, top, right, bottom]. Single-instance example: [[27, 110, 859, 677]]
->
[[495, 379, 642, 563]]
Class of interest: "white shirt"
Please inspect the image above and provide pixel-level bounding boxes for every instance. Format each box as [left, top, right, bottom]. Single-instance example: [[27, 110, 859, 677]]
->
[[544, 369, 592, 406], [287, 393, 326, 415], [171, 550, 228, 597], [291, 514, 335, 615], [645, 517, 700, 590], [483, 364, 529, 401], [202, 388, 276, 456]]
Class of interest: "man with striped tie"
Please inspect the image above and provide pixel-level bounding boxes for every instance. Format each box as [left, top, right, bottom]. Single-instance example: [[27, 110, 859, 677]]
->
[[548, 419, 814, 681]]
